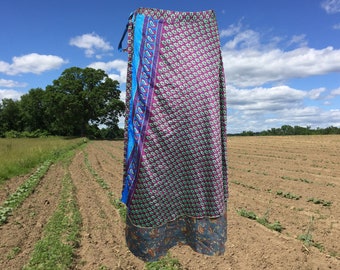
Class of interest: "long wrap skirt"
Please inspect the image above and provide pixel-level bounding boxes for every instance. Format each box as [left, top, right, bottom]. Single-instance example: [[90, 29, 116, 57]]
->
[[120, 7, 228, 262]]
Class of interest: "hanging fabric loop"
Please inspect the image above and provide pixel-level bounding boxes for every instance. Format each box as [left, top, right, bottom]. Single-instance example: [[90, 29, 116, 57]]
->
[[118, 12, 134, 52]]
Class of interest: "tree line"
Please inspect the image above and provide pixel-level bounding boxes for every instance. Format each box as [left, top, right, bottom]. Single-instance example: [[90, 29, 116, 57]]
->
[[0, 67, 125, 139], [2, 67, 339, 139], [234, 125, 340, 136]]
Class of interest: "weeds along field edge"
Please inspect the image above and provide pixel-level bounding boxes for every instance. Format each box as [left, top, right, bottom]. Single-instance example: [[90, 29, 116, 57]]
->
[[0, 138, 86, 224], [0, 137, 86, 183]]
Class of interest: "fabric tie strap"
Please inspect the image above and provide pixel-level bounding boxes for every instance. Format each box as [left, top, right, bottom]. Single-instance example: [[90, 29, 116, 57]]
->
[[118, 12, 134, 52]]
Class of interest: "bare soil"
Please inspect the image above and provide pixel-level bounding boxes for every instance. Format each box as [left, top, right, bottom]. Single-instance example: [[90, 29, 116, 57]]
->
[[1, 136, 339, 269], [0, 163, 64, 269]]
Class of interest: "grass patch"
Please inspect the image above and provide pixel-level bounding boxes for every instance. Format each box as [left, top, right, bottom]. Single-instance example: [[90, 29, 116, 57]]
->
[[326, 182, 336, 187], [23, 152, 82, 270], [237, 208, 257, 220], [145, 253, 183, 270], [281, 176, 313, 184], [0, 137, 85, 183], [297, 216, 324, 252], [236, 208, 283, 232], [257, 217, 283, 232], [307, 198, 332, 207], [7, 247, 21, 260], [230, 180, 259, 190], [112, 195, 127, 221], [276, 190, 301, 200]]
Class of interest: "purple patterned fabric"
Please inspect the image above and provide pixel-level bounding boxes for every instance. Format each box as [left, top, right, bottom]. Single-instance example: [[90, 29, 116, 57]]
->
[[121, 8, 228, 262]]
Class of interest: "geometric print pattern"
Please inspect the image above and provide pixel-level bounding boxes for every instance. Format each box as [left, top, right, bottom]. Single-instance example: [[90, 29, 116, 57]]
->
[[121, 7, 228, 261], [125, 8, 228, 228]]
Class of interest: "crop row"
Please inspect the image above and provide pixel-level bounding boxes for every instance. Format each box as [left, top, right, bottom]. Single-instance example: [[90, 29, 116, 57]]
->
[[1, 142, 86, 269], [82, 146, 183, 270], [231, 180, 333, 206], [0, 160, 52, 225], [0, 139, 86, 226]]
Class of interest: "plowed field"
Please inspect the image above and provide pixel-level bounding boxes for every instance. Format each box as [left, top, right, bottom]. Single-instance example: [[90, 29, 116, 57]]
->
[[1, 136, 339, 269]]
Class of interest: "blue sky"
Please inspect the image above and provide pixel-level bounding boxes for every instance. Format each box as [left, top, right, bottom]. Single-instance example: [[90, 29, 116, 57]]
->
[[1, 0, 340, 133]]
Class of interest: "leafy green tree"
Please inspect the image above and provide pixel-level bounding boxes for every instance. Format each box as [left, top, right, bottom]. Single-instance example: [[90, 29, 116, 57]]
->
[[0, 98, 22, 135], [323, 126, 340, 134], [44, 67, 125, 136], [281, 125, 294, 135], [293, 125, 310, 135], [20, 88, 48, 132]]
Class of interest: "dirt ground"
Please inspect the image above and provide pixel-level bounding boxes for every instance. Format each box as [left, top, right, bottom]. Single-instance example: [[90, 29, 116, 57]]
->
[[0, 135, 339, 269]]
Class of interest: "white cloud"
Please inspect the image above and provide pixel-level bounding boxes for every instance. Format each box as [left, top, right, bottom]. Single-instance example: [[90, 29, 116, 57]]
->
[[0, 89, 23, 100], [333, 23, 340, 29], [0, 61, 10, 73], [321, 0, 340, 14], [220, 20, 243, 38], [0, 78, 27, 88], [221, 22, 340, 87], [229, 85, 306, 112], [88, 59, 127, 83], [307, 87, 326, 100], [0, 53, 67, 75], [222, 44, 340, 87], [287, 34, 308, 47], [227, 84, 340, 133], [70, 33, 113, 58], [221, 20, 340, 133], [279, 107, 340, 127], [223, 29, 260, 50], [228, 103, 340, 133], [327, 87, 340, 98]]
